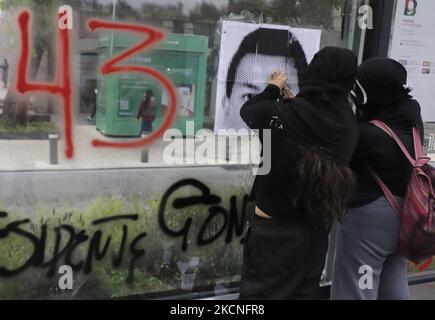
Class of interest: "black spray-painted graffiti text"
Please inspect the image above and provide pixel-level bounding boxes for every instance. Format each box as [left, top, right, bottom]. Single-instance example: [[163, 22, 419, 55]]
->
[[0, 178, 252, 280], [158, 179, 252, 251], [0, 212, 146, 282]]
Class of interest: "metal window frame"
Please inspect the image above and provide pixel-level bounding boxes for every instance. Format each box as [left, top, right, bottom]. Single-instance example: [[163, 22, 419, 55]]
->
[[362, 0, 395, 60]]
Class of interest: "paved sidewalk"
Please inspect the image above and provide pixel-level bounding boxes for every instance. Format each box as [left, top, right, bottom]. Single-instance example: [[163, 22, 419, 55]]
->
[[410, 282, 435, 300], [0, 114, 257, 171], [1, 109, 434, 172]]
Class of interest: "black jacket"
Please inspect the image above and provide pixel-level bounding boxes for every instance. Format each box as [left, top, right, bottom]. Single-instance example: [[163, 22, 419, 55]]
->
[[350, 99, 424, 208], [240, 84, 308, 222]]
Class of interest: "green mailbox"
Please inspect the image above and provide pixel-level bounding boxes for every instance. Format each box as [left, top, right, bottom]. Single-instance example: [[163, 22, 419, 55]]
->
[[95, 32, 208, 136]]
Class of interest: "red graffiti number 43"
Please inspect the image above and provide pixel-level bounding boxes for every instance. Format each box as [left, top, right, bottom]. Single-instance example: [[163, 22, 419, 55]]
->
[[17, 9, 177, 158]]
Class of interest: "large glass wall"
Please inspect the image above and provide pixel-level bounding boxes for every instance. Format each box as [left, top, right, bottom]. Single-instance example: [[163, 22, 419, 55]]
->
[[0, 0, 372, 299], [0, 0, 359, 170]]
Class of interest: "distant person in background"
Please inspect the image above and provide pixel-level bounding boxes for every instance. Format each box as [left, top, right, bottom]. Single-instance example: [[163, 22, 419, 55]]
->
[[0, 58, 9, 88], [86, 80, 97, 121], [137, 89, 157, 134], [89, 86, 97, 120]]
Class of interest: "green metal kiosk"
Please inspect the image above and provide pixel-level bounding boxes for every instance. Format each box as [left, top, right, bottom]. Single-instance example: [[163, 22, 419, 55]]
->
[[95, 32, 208, 136]]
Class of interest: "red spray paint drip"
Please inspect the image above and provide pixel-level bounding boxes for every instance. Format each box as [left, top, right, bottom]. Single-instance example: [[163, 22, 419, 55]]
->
[[17, 10, 74, 158]]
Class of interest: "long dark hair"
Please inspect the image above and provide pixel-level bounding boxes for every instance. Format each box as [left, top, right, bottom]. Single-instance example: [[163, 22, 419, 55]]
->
[[277, 47, 358, 224], [293, 147, 355, 224]]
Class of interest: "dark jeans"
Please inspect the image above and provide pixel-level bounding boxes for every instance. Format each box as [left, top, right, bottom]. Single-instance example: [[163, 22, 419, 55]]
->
[[141, 120, 153, 133], [239, 214, 329, 300]]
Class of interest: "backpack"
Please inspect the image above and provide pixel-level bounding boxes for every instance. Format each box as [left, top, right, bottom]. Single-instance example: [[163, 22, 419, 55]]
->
[[366, 120, 435, 264]]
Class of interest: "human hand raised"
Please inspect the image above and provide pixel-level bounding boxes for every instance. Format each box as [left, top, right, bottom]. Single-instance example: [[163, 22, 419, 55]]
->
[[267, 71, 288, 90], [282, 85, 294, 100]]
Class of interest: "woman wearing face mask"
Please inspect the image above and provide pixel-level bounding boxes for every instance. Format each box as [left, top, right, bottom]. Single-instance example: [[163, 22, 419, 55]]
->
[[239, 47, 359, 300], [331, 58, 424, 300]]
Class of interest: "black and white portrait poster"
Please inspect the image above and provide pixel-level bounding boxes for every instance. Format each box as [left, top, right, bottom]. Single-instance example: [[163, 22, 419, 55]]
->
[[214, 21, 321, 132]]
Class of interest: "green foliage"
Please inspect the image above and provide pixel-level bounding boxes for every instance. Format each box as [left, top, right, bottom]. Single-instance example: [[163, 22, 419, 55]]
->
[[0, 0, 61, 50], [227, 0, 271, 17], [190, 2, 226, 21], [0, 188, 247, 299], [0, 120, 55, 133], [192, 0, 346, 27]]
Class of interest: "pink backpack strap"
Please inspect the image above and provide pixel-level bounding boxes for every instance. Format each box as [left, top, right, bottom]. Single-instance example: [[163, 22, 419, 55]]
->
[[369, 120, 417, 166], [366, 120, 425, 218], [366, 164, 402, 217], [366, 121, 431, 217], [412, 126, 424, 159]]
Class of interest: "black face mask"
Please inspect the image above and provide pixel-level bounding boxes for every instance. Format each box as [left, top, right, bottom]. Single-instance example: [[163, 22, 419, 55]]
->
[[351, 58, 414, 123], [354, 105, 371, 122], [353, 58, 412, 108]]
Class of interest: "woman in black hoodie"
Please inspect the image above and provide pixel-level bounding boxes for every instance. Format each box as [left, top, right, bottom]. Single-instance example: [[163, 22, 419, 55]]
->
[[239, 47, 359, 299], [331, 58, 424, 300]]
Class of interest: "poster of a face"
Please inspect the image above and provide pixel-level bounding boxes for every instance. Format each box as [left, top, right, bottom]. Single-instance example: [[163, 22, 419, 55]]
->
[[214, 21, 321, 132], [177, 85, 195, 117], [162, 84, 195, 117], [404, 0, 418, 16]]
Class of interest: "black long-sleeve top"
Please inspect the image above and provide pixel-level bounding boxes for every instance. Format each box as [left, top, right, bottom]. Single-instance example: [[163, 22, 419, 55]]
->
[[349, 101, 424, 208], [240, 84, 310, 223]]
